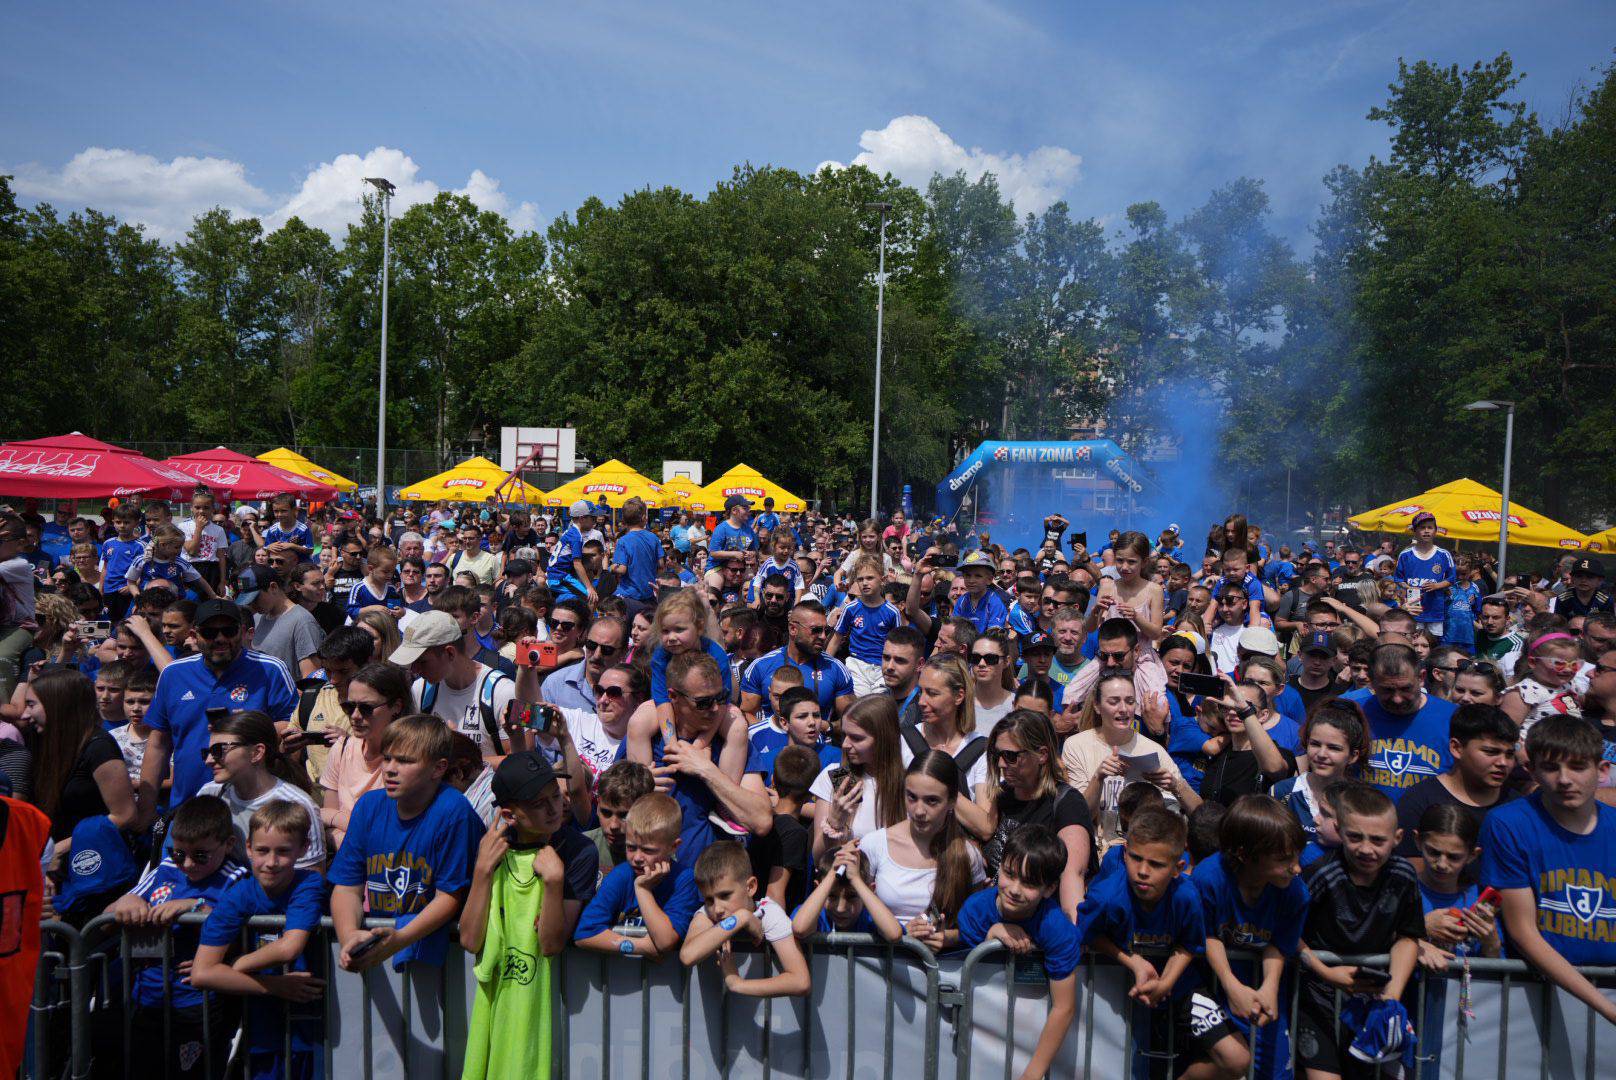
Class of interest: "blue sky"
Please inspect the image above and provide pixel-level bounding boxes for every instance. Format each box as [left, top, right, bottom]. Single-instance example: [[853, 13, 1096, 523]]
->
[[4, 1, 1612, 247]]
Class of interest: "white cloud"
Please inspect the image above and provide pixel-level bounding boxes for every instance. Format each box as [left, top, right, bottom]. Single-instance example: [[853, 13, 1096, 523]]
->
[[7, 145, 541, 241], [820, 115, 1082, 215]]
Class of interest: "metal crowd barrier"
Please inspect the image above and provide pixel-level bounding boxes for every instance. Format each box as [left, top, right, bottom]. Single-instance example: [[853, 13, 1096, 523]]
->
[[24, 917, 1616, 1080]]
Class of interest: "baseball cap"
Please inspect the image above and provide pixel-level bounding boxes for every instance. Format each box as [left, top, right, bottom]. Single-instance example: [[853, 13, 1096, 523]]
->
[[724, 494, 753, 512], [1410, 511, 1437, 529], [568, 499, 594, 520], [491, 750, 558, 806], [955, 550, 995, 574], [1573, 556, 1605, 577], [233, 565, 282, 607], [1301, 630, 1335, 655], [389, 610, 464, 665], [1020, 630, 1055, 654], [194, 599, 242, 628], [1237, 626, 1281, 657], [233, 506, 259, 523]]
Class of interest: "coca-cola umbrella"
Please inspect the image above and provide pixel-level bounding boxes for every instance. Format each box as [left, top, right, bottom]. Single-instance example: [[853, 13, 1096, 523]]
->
[[0, 432, 199, 501], [162, 447, 338, 503]]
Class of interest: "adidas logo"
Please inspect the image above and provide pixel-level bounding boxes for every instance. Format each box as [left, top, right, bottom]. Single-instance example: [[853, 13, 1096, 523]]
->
[[180, 691, 196, 702]]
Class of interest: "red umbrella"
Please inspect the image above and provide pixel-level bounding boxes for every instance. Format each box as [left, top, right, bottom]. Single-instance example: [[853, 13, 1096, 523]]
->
[[162, 447, 338, 502], [0, 433, 198, 501]]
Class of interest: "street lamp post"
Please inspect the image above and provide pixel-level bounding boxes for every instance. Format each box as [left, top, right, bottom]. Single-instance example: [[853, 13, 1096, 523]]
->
[[363, 176, 396, 519], [1464, 399, 1516, 582], [865, 202, 891, 520]]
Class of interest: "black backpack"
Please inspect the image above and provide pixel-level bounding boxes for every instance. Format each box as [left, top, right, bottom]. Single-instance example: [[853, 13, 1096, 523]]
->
[[899, 721, 990, 777]]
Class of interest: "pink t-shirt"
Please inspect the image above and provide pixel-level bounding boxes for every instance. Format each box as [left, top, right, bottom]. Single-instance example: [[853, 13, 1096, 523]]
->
[[319, 734, 384, 846]]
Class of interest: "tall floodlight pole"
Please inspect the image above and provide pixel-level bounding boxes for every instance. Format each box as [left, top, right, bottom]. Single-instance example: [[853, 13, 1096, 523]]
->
[[866, 202, 891, 519], [1464, 399, 1517, 582], [364, 176, 396, 518]]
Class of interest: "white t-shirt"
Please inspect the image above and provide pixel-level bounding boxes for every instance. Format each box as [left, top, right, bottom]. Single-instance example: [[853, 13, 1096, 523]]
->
[[562, 707, 624, 793], [197, 778, 325, 869], [973, 696, 1016, 736], [753, 896, 793, 942], [177, 519, 229, 564], [809, 768, 884, 843], [858, 826, 986, 923], [412, 664, 517, 754], [111, 722, 146, 784], [898, 730, 990, 792], [463, 766, 498, 826], [1209, 623, 1243, 676]]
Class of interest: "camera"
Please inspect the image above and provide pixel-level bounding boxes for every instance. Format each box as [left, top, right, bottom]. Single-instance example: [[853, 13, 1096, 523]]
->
[[72, 620, 112, 644], [514, 637, 558, 669]]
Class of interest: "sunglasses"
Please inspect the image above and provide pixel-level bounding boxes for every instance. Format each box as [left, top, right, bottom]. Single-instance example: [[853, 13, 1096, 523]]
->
[[547, 618, 579, 633], [202, 742, 244, 762], [993, 748, 1025, 765], [969, 652, 1003, 666], [597, 684, 629, 700], [341, 700, 382, 717], [675, 689, 726, 711], [583, 640, 620, 658], [1456, 659, 1500, 676], [196, 623, 241, 641]]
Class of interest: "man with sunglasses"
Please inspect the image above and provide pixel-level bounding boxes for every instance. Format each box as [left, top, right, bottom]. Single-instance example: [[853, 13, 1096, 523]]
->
[[740, 600, 855, 727], [138, 599, 299, 817], [542, 615, 626, 712], [328, 540, 367, 599]]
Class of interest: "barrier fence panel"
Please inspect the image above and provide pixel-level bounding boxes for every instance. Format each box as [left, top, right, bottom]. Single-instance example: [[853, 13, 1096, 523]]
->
[[27, 919, 1616, 1080]]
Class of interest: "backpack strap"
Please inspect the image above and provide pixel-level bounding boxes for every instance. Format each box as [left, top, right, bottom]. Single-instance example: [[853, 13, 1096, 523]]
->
[[898, 721, 930, 761], [296, 688, 321, 730], [953, 737, 990, 778], [477, 669, 510, 755], [421, 681, 439, 713]]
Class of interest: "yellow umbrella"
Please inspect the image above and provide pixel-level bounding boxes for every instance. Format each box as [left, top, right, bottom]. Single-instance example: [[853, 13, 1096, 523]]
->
[[659, 476, 703, 509], [543, 459, 665, 508], [1348, 478, 1593, 551], [398, 456, 545, 504], [256, 447, 358, 493], [1586, 527, 1616, 555], [694, 463, 808, 513]]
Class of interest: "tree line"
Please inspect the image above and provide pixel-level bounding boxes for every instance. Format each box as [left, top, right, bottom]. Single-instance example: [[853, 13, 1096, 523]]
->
[[2, 53, 1611, 527]]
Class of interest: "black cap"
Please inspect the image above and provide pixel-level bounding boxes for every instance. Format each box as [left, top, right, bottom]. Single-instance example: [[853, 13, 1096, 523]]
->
[[491, 750, 558, 806], [1020, 630, 1055, 654], [233, 565, 283, 607], [1573, 556, 1605, 577], [724, 494, 753, 512], [195, 599, 243, 628], [1301, 630, 1335, 655]]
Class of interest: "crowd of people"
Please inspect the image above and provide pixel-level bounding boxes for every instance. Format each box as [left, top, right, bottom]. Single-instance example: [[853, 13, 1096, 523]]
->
[[0, 490, 1613, 1080]]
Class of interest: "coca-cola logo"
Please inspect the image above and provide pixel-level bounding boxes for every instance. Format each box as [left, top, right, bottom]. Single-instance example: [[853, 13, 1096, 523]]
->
[[177, 463, 244, 487], [0, 450, 103, 478]]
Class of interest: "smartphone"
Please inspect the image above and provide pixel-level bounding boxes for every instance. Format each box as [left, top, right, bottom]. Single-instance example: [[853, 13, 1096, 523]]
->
[[827, 766, 851, 790], [1177, 672, 1226, 699], [347, 934, 382, 961], [1471, 887, 1502, 915], [1354, 967, 1392, 987], [529, 703, 560, 735], [205, 707, 229, 725]]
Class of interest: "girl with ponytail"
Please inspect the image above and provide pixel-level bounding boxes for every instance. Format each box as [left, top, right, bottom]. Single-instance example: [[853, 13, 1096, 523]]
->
[[199, 709, 326, 868]]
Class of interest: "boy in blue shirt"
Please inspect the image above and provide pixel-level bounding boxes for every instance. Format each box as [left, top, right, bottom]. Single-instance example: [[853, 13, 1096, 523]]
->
[[1443, 553, 1481, 653], [958, 825, 1082, 1080], [99, 505, 146, 620], [790, 845, 903, 940], [330, 715, 485, 972], [574, 792, 702, 958], [829, 553, 903, 698], [189, 800, 326, 1080], [1193, 795, 1310, 1080], [546, 500, 597, 605], [125, 524, 216, 600], [260, 495, 314, 558], [952, 551, 1010, 632], [1394, 512, 1456, 634], [1479, 715, 1616, 1025], [1078, 807, 1247, 1080], [104, 795, 248, 1080]]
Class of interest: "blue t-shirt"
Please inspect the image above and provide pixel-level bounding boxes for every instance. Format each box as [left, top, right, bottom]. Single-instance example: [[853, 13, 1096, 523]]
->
[[1479, 794, 1616, 966], [1394, 545, 1457, 626], [1007, 602, 1038, 637], [1271, 776, 1319, 843], [806, 906, 877, 935], [615, 732, 730, 870], [1164, 692, 1206, 793], [326, 784, 485, 967], [574, 861, 702, 940], [834, 599, 902, 665], [707, 520, 758, 569], [612, 528, 663, 603], [1192, 852, 1309, 980], [546, 524, 588, 588], [754, 511, 781, 535], [805, 576, 844, 612], [1273, 685, 1306, 726], [262, 521, 314, 549], [346, 578, 403, 620], [1076, 866, 1205, 997], [144, 651, 299, 804], [199, 868, 325, 1051], [125, 553, 203, 593], [649, 637, 733, 705], [99, 538, 145, 595], [957, 889, 1082, 979], [750, 557, 804, 600], [953, 589, 1010, 634], [1340, 688, 1455, 800], [1444, 581, 1480, 648], [131, 857, 249, 1008], [741, 647, 853, 718]]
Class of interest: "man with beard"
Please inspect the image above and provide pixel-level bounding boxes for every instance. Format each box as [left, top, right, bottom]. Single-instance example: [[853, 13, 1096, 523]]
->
[[739, 600, 854, 726], [754, 574, 793, 652]]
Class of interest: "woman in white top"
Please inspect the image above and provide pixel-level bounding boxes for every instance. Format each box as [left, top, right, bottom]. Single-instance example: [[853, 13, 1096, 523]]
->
[[967, 631, 1016, 734], [906, 655, 994, 839], [1061, 670, 1200, 855], [858, 749, 986, 950], [197, 709, 325, 869], [811, 696, 906, 859]]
